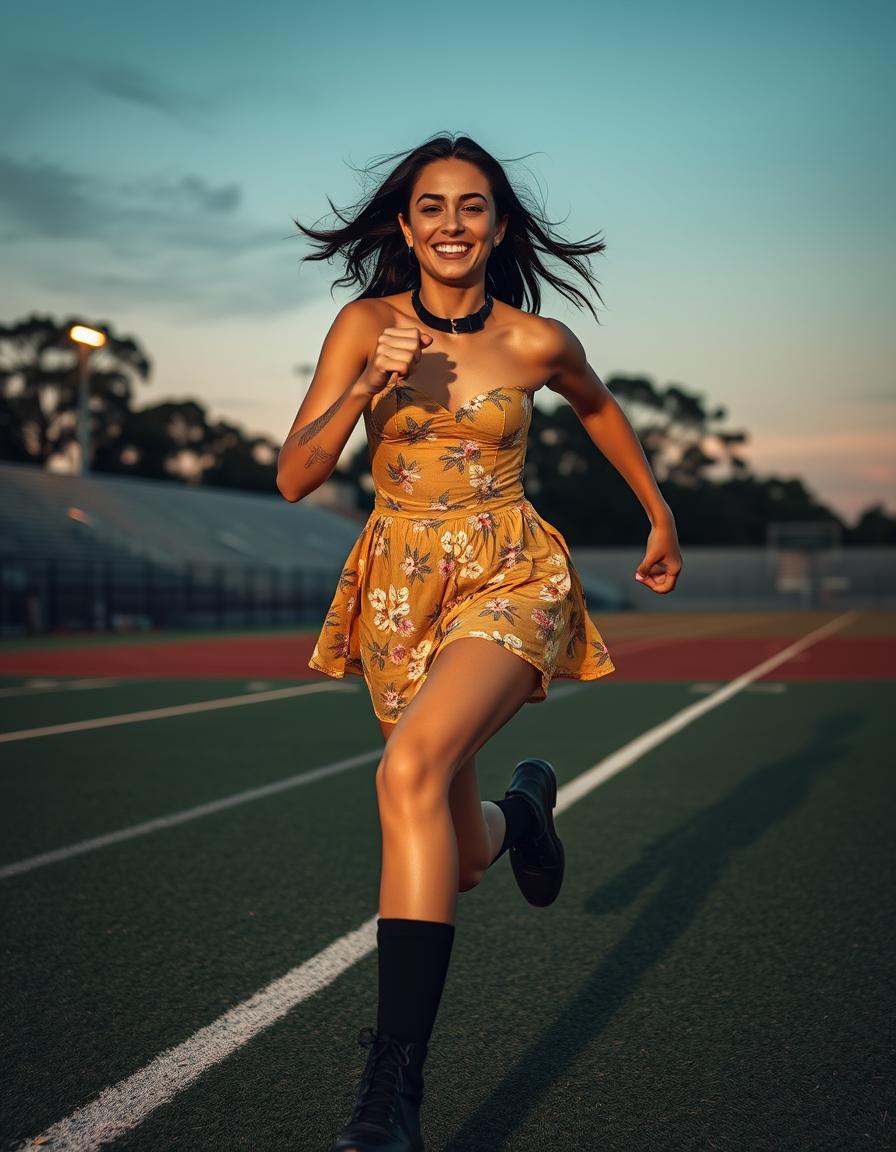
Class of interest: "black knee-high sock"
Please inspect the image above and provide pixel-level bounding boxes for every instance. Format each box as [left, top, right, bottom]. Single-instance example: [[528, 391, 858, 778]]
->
[[489, 794, 537, 864], [376, 918, 455, 1046]]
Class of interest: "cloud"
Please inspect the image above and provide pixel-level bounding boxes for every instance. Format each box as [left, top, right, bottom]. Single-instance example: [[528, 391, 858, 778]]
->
[[81, 62, 213, 127], [0, 152, 324, 319], [0, 53, 217, 143], [0, 154, 97, 240], [127, 173, 242, 214], [856, 387, 896, 403], [0, 153, 254, 247]]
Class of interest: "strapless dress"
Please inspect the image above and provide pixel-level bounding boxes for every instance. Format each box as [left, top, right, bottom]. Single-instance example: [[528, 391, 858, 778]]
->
[[308, 378, 616, 723]]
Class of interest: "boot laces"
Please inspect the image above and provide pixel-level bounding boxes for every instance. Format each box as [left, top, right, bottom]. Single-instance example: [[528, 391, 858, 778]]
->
[[351, 1026, 411, 1128]]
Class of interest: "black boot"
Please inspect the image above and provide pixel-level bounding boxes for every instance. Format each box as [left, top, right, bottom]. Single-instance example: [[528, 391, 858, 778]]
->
[[504, 757, 565, 907], [329, 1026, 428, 1151]]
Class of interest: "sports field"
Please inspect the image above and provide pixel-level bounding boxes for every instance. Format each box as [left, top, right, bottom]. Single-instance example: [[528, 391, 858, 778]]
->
[[1, 611, 893, 1151]]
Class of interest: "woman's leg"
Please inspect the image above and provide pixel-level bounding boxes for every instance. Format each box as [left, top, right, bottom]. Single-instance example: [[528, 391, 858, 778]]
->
[[448, 756, 507, 891], [377, 724, 506, 894], [332, 640, 544, 1149], [377, 664, 538, 896], [374, 635, 542, 923]]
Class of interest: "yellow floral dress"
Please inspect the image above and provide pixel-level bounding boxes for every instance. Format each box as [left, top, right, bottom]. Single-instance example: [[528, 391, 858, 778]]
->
[[308, 378, 616, 723]]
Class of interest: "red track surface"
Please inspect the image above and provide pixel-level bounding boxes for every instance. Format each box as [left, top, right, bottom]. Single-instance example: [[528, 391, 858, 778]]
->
[[0, 633, 891, 680]]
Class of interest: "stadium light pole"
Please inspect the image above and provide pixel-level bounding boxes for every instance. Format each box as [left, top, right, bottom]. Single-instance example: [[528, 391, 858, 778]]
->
[[69, 324, 107, 476]]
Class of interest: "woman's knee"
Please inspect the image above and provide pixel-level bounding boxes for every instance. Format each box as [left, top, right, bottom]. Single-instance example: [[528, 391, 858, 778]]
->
[[375, 734, 456, 813]]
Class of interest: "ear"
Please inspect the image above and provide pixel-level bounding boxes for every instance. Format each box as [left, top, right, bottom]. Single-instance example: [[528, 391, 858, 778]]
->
[[397, 211, 412, 247]]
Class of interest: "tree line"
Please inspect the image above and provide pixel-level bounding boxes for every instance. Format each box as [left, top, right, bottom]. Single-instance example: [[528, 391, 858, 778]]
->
[[1, 313, 893, 545]]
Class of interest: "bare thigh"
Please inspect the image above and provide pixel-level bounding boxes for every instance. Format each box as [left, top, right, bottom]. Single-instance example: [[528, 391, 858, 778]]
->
[[378, 636, 540, 766], [374, 636, 541, 870]]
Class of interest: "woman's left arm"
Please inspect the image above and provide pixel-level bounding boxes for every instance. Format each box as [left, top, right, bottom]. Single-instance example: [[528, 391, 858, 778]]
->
[[539, 318, 683, 595]]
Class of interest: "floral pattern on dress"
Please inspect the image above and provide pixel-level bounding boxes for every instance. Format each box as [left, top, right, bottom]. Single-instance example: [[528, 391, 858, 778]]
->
[[440, 529, 485, 580], [308, 382, 616, 723], [368, 584, 413, 634], [439, 440, 482, 474], [387, 453, 423, 495]]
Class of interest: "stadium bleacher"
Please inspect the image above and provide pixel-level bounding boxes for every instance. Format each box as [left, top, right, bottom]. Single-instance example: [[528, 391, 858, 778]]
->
[[0, 462, 365, 633], [0, 461, 363, 570]]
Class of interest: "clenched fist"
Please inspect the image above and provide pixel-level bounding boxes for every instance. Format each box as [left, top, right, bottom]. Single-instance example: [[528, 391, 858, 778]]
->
[[360, 327, 434, 395]]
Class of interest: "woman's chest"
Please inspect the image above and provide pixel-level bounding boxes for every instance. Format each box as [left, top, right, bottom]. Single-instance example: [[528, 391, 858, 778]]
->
[[402, 341, 547, 416]]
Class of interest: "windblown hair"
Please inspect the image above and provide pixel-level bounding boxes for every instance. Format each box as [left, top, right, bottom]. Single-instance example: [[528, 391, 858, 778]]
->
[[292, 132, 607, 321]]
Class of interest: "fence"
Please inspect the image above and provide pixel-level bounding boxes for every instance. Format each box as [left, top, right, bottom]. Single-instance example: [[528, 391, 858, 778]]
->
[[574, 546, 896, 612], [1, 547, 894, 636], [0, 558, 343, 635]]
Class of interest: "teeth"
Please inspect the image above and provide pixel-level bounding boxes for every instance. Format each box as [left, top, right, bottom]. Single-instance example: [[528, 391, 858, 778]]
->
[[434, 244, 471, 253]]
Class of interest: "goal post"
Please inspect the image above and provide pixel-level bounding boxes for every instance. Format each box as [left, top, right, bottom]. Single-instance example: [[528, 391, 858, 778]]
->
[[766, 519, 846, 607], [766, 520, 843, 554]]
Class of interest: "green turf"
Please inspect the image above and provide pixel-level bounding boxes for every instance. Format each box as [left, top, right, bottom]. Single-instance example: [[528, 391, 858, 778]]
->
[[0, 678, 286, 736], [1, 680, 893, 1150], [0, 680, 368, 856]]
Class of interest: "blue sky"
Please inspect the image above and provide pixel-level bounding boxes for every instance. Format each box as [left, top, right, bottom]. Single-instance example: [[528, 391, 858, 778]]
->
[[2, 0, 893, 521]]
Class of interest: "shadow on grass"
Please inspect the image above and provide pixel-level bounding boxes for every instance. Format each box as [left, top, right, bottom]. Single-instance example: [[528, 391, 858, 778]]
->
[[442, 710, 857, 1151]]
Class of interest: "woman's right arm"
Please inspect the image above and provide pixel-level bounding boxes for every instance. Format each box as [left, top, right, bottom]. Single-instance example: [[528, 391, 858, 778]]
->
[[276, 300, 378, 503]]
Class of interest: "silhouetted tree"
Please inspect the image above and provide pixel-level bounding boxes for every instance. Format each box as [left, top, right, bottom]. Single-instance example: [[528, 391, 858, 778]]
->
[[3, 313, 890, 538], [109, 400, 278, 491], [0, 313, 150, 467], [340, 374, 857, 547], [0, 313, 279, 492], [845, 502, 896, 545]]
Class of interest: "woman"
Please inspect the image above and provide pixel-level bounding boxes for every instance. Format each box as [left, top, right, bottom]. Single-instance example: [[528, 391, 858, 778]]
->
[[279, 132, 682, 1151]]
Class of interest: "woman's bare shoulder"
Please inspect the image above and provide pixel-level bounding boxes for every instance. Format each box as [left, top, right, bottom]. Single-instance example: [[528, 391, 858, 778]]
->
[[333, 296, 387, 328], [340, 292, 417, 336], [324, 295, 401, 357], [493, 301, 569, 364]]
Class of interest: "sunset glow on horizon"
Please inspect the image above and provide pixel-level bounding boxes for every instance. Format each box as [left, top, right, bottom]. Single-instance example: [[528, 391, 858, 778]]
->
[[1, 0, 892, 524]]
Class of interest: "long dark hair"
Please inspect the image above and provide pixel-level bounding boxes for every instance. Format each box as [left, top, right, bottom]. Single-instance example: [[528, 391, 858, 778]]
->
[[292, 132, 607, 321]]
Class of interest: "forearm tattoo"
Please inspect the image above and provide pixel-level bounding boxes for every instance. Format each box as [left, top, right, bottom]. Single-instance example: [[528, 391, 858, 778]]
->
[[297, 395, 344, 445], [305, 443, 337, 469]]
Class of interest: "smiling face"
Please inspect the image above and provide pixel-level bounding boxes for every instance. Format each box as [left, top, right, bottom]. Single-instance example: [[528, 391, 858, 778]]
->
[[398, 157, 507, 286]]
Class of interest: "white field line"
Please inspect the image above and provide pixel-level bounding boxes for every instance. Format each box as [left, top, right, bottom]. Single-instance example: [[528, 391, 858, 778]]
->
[[3, 686, 584, 880], [0, 681, 357, 744], [689, 681, 788, 695], [20, 916, 382, 1152], [0, 748, 381, 881], [0, 622, 745, 731], [1, 636, 682, 879], [555, 610, 858, 813], [16, 609, 858, 1152], [0, 677, 122, 698]]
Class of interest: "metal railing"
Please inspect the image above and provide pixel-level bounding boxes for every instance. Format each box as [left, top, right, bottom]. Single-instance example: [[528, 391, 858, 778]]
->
[[2, 546, 894, 636], [0, 558, 343, 635]]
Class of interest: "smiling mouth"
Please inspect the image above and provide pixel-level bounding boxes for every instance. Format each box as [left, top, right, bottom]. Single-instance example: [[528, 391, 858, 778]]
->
[[432, 244, 473, 256]]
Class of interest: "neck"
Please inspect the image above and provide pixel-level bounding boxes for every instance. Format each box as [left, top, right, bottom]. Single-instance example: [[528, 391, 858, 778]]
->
[[416, 276, 488, 318]]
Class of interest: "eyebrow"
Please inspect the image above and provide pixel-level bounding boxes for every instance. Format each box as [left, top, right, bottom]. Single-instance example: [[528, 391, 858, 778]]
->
[[414, 192, 488, 204]]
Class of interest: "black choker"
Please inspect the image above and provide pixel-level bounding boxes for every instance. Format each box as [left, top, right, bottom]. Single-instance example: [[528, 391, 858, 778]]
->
[[411, 287, 494, 334]]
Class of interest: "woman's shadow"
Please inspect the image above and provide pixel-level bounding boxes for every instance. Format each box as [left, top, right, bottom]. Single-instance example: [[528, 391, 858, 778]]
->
[[442, 710, 858, 1151]]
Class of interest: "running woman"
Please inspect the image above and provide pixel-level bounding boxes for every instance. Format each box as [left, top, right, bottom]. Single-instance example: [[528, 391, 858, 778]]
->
[[278, 131, 682, 1151]]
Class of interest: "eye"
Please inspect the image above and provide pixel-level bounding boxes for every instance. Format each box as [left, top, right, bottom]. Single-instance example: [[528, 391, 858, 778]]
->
[[419, 204, 485, 214]]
